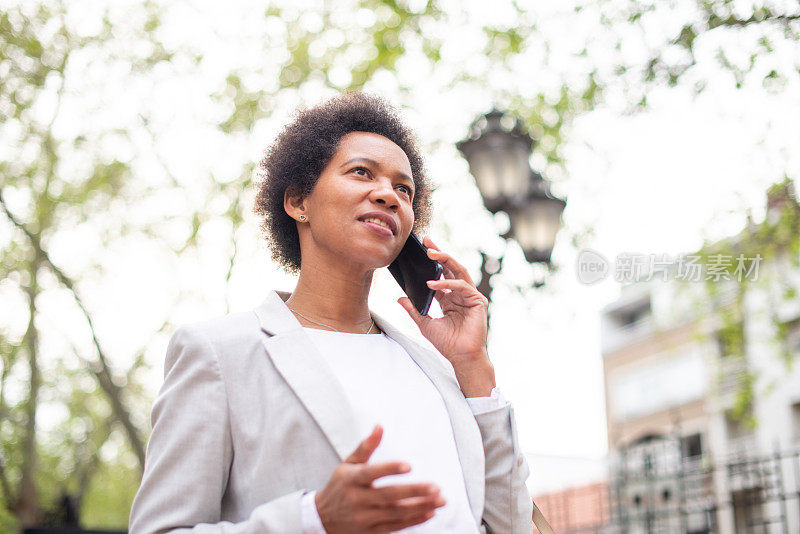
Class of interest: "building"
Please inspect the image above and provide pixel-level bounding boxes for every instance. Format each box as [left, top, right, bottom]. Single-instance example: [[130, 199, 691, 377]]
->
[[534, 481, 610, 532], [530, 181, 800, 533], [600, 181, 800, 533]]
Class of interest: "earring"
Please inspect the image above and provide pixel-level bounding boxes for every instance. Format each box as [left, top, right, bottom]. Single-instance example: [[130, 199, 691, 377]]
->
[[299, 215, 307, 221]]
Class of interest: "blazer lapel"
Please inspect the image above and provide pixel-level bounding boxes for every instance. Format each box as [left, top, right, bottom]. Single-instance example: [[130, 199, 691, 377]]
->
[[254, 290, 361, 462], [253, 290, 485, 521], [372, 314, 486, 522]]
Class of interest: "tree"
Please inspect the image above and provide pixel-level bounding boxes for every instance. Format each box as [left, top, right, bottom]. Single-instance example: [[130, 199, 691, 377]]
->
[[686, 177, 800, 427], [590, 0, 800, 106], [0, 0, 197, 527], [586, 0, 799, 421]]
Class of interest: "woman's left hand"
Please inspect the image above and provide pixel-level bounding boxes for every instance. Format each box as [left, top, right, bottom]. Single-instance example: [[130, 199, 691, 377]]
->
[[397, 236, 491, 371]]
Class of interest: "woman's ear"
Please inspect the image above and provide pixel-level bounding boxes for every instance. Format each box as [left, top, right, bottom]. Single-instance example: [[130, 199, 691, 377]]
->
[[283, 186, 307, 222]]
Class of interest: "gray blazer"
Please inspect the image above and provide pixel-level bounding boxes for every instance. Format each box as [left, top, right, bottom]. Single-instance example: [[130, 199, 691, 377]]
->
[[129, 290, 533, 533]]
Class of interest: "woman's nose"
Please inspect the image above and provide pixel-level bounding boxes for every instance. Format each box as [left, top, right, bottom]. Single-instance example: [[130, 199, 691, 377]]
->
[[370, 179, 399, 209]]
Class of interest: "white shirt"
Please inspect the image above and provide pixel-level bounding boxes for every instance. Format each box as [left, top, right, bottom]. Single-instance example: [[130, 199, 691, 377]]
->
[[299, 327, 507, 533]]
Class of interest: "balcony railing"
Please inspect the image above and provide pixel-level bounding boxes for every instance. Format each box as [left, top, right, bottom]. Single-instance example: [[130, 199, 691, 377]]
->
[[602, 315, 655, 353]]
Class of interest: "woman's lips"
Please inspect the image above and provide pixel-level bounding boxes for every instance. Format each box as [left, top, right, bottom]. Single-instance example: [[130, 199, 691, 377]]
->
[[360, 220, 394, 237]]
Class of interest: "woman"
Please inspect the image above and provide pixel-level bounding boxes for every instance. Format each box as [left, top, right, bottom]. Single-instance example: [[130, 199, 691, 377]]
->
[[129, 92, 533, 533]]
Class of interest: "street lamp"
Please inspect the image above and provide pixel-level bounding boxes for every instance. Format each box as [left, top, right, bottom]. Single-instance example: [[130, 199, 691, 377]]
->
[[456, 108, 566, 297], [508, 169, 567, 265], [455, 109, 533, 214]]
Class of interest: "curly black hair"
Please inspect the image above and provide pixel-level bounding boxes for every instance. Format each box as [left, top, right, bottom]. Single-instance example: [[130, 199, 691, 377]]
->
[[254, 91, 432, 274]]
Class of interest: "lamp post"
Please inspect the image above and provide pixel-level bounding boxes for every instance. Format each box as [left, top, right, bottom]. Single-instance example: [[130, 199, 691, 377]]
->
[[456, 108, 566, 302]]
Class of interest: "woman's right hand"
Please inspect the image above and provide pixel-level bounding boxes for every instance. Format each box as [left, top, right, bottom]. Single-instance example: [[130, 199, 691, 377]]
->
[[314, 425, 446, 533]]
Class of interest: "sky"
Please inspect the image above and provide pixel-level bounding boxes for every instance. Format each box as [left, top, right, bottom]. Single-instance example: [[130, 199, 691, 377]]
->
[[3, 0, 800, 496]]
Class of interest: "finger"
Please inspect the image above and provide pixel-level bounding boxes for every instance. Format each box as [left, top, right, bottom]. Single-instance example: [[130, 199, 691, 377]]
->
[[392, 494, 447, 513], [422, 235, 440, 251], [421, 236, 459, 280], [426, 248, 473, 284], [366, 495, 446, 530], [369, 483, 440, 506], [380, 494, 446, 514], [427, 279, 485, 301], [432, 256, 456, 281], [422, 236, 458, 280], [432, 288, 448, 302], [371, 510, 436, 533], [346, 425, 383, 464], [424, 244, 456, 280], [355, 461, 412, 485], [398, 296, 434, 323]]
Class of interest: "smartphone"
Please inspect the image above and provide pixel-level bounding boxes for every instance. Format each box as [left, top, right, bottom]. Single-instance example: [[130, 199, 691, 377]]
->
[[388, 231, 443, 316]]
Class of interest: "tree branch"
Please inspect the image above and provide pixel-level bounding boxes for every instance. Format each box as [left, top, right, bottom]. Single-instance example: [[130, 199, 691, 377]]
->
[[75, 418, 114, 504], [137, 114, 183, 189], [0, 190, 146, 470], [0, 454, 15, 515], [0, 342, 14, 434], [707, 11, 800, 31]]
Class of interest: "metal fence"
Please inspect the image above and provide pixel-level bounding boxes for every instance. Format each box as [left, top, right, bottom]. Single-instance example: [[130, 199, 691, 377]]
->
[[543, 448, 800, 534]]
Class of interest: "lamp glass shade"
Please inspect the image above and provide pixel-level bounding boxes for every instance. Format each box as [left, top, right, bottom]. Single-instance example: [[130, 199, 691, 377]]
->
[[509, 194, 566, 264], [465, 134, 531, 205], [457, 110, 534, 213]]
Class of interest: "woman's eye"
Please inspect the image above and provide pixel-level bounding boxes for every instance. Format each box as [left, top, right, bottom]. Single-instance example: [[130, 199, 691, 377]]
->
[[352, 167, 369, 176], [397, 184, 412, 196]]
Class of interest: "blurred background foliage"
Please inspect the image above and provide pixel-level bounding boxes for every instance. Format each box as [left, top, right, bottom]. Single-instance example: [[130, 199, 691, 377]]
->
[[592, 0, 800, 106], [1, 0, 798, 529]]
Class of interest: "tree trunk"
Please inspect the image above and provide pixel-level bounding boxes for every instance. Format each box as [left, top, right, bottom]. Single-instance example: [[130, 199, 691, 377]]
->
[[13, 257, 42, 526], [1, 194, 146, 472]]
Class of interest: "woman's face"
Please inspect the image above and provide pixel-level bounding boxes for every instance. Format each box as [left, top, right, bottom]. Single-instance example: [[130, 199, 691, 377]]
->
[[295, 131, 416, 271]]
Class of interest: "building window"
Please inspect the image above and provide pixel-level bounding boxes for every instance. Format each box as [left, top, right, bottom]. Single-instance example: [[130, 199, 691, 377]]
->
[[733, 489, 764, 531], [680, 433, 703, 459], [791, 402, 800, 443], [617, 300, 651, 327]]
